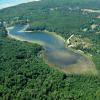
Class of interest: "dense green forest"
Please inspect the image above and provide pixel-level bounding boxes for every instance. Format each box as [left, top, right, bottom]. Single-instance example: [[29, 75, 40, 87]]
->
[[0, 0, 100, 99], [0, 29, 100, 100]]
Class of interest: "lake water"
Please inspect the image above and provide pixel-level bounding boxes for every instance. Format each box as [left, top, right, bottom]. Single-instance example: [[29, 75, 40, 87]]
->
[[7, 25, 96, 73]]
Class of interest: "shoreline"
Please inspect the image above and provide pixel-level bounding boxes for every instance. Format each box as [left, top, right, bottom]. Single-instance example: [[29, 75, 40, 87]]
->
[[42, 30, 65, 42]]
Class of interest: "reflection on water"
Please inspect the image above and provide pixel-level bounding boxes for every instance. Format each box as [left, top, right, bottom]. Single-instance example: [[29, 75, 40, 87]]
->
[[7, 25, 95, 72]]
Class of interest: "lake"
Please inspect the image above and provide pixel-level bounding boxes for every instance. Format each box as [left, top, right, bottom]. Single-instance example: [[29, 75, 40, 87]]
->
[[7, 25, 97, 74]]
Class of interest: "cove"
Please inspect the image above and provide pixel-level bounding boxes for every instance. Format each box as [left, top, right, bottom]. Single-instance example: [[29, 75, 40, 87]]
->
[[7, 25, 97, 74]]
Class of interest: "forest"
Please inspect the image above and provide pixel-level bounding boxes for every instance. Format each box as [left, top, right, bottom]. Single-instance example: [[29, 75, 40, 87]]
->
[[0, 0, 100, 99]]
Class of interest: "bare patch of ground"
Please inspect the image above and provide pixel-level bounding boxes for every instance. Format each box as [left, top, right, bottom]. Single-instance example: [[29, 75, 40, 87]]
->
[[81, 9, 100, 13], [65, 35, 93, 50]]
